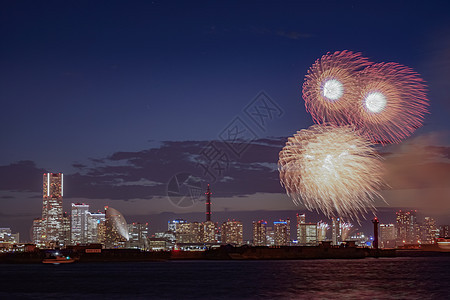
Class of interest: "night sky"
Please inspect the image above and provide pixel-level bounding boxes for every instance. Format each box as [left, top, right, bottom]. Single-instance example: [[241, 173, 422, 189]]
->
[[1, 0, 449, 240]]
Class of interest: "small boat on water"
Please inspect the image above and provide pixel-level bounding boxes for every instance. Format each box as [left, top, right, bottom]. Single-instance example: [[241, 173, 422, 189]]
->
[[42, 255, 76, 264]]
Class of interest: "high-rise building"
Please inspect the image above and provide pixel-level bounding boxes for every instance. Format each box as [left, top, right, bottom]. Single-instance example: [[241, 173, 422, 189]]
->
[[266, 226, 275, 246], [252, 220, 267, 246], [379, 224, 396, 248], [203, 221, 218, 243], [32, 218, 44, 246], [331, 217, 342, 245], [317, 221, 329, 242], [298, 224, 318, 246], [61, 212, 71, 246], [128, 222, 149, 249], [104, 206, 129, 248], [296, 214, 317, 246], [421, 217, 438, 244], [71, 203, 89, 244], [274, 220, 290, 246], [87, 211, 106, 244], [221, 220, 243, 245], [41, 173, 63, 245], [440, 225, 449, 238], [396, 210, 418, 244]]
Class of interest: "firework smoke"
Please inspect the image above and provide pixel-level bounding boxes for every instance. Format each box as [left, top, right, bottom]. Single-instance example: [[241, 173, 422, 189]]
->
[[354, 62, 429, 144], [302, 50, 371, 125], [340, 221, 354, 241], [278, 124, 384, 220]]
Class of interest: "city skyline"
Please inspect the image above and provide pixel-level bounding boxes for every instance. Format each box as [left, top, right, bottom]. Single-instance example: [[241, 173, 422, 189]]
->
[[1, 1, 449, 242]]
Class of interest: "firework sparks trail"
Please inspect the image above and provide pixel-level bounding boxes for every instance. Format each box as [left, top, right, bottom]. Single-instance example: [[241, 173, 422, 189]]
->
[[278, 125, 384, 221], [354, 62, 429, 144], [302, 50, 371, 125]]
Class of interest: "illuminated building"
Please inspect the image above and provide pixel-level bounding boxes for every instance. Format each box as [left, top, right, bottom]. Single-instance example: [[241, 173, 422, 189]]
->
[[274, 219, 290, 246], [221, 220, 243, 245], [296, 214, 318, 246], [331, 217, 342, 245], [87, 211, 105, 244], [168, 219, 187, 233], [440, 225, 449, 238], [104, 206, 129, 248], [266, 226, 275, 246], [396, 210, 418, 244], [379, 224, 396, 248], [298, 223, 318, 246], [32, 218, 44, 247], [41, 173, 63, 245], [128, 222, 149, 250], [61, 212, 71, 246], [317, 221, 329, 241], [202, 220, 218, 243], [252, 220, 267, 246], [71, 203, 89, 244], [421, 217, 438, 244], [0, 228, 19, 243]]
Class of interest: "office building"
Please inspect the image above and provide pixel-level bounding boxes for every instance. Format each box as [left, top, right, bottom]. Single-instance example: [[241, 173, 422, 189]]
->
[[104, 206, 129, 248], [128, 222, 149, 249], [317, 221, 329, 241], [396, 210, 418, 244], [331, 217, 342, 245], [203, 220, 218, 243], [41, 173, 63, 245], [252, 220, 267, 246], [274, 220, 290, 246], [298, 223, 318, 246], [221, 220, 243, 245], [71, 203, 89, 244], [379, 224, 396, 248]]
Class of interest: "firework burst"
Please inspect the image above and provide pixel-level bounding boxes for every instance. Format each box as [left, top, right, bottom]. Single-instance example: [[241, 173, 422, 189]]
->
[[354, 62, 429, 144], [278, 125, 384, 221], [302, 50, 371, 125]]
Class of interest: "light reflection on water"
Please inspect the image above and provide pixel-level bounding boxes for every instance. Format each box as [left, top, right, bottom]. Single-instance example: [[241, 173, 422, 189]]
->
[[0, 257, 448, 299]]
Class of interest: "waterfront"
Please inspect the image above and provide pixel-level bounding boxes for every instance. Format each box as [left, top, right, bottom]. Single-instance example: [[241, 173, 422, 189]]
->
[[0, 257, 448, 299]]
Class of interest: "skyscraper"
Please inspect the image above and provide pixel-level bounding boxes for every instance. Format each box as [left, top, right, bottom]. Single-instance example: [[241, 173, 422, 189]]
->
[[71, 203, 89, 245], [331, 217, 342, 245], [221, 220, 243, 245], [317, 221, 329, 242], [128, 222, 149, 249], [396, 210, 418, 244], [41, 173, 63, 245], [32, 218, 44, 247], [252, 220, 267, 246], [87, 211, 106, 244], [379, 224, 396, 248], [274, 220, 290, 246]]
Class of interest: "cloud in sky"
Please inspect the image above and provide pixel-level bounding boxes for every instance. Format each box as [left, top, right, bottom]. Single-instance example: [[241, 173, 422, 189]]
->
[[0, 132, 448, 214]]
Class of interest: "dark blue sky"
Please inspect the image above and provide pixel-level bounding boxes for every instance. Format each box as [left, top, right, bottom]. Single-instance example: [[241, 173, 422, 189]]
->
[[1, 0, 449, 238]]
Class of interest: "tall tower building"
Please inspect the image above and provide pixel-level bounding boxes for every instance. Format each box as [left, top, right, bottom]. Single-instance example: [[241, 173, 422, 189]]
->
[[41, 173, 63, 245], [274, 220, 290, 246], [379, 224, 396, 248], [297, 215, 318, 246], [396, 210, 417, 244], [71, 203, 89, 244], [331, 217, 342, 245], [205, 184, 212, 222], [252, 220, 267, 246]]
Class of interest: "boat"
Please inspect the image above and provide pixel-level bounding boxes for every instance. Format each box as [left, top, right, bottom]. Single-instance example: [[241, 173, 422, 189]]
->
[[42, 255, 76, 264]]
